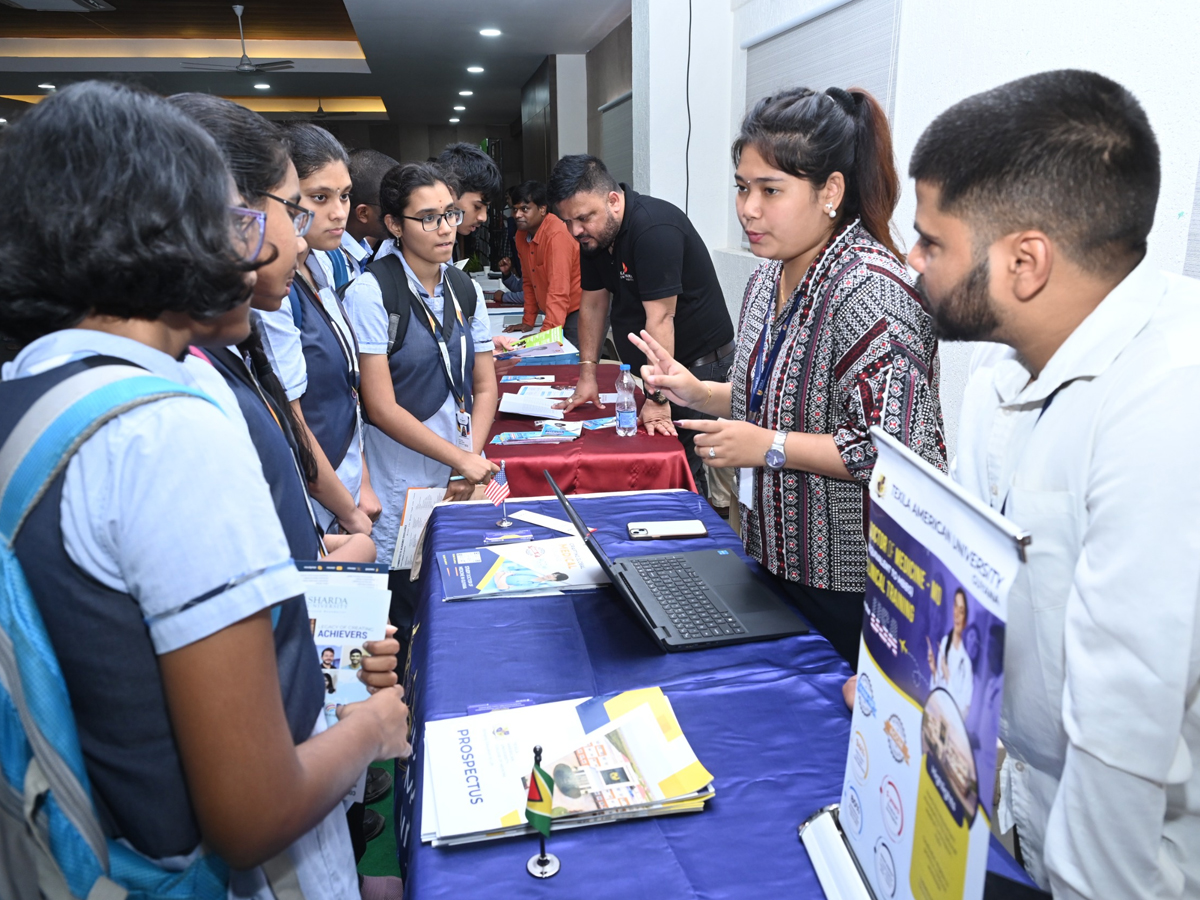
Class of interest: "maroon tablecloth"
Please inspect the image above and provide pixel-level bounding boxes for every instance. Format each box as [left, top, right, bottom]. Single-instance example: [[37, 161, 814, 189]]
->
[[487, 362, 697, 497]]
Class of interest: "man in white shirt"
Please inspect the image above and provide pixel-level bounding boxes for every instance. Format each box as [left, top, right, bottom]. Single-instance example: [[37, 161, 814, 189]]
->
[[908, 69, 1200, 899]]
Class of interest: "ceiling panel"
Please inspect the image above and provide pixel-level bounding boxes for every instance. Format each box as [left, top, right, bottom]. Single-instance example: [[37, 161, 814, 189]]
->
[[0, 0, 356, 40]]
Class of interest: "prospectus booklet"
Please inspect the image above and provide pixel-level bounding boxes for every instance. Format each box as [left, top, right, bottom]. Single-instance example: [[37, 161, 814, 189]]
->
[[435, 536, 608, 601]]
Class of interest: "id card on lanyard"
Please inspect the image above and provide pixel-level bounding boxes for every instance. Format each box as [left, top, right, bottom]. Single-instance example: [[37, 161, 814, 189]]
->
[[739, 297, 802, 509], [405, 269, 473, 452]]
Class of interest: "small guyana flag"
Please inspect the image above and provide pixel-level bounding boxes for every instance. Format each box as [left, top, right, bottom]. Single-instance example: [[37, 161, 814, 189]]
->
[[525, 758, 555, 837]]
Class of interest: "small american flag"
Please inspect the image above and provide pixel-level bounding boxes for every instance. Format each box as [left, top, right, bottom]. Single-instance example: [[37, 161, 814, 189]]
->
[[484, 467, 510, 505]]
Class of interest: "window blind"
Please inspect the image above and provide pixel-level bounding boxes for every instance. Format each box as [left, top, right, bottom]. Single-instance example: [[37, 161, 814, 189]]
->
[[745, 0, 902, 119], [601, 93, 634, 188]]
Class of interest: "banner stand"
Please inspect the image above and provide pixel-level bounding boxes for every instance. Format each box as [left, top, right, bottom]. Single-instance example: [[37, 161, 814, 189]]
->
[[799, 805, 876, 900]]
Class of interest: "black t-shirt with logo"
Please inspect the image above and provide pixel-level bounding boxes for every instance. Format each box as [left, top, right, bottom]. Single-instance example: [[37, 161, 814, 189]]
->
[[579, 186, 733, 370]]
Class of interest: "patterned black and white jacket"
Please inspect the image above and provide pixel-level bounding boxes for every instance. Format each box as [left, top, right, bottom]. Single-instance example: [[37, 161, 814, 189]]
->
[[730, 219, 946, 592]]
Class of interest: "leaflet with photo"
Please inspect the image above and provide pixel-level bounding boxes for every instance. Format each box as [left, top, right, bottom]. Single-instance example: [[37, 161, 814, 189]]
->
[[298, 563, 391, 716], [435, 536, 608, 601]]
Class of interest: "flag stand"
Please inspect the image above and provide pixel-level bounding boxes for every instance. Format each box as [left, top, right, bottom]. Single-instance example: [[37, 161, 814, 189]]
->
[[525, 745, 560, 878], [494, 460, 514, 528]]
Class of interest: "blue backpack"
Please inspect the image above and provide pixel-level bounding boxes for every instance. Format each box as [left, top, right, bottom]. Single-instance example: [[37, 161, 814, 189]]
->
[[0, 365, 232, 900]]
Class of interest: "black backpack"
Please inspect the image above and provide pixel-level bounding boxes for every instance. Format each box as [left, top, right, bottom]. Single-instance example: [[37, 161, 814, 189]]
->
[[365, 256, 478, 356]]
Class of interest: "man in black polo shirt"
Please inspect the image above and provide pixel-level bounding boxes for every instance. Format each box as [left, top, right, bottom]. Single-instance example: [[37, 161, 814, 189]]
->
[[547, 155, 735, 497]]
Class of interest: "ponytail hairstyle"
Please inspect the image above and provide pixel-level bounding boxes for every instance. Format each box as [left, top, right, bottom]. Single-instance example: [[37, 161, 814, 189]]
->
[[279, 122, 349, 180], [733, 86, 902, 261], [242, 322, 319, 483], [378, 161, 455, 245]]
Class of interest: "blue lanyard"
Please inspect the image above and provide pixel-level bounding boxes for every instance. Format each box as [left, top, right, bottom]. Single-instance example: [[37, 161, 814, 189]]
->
[[747, 298, 802, 419]]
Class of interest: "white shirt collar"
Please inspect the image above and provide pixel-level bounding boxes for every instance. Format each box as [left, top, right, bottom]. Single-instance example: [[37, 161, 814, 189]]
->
[[992, 259, 1163, 406]]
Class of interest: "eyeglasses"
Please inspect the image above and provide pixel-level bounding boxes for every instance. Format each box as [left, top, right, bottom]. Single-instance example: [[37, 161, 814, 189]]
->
[[402, 208, 466, 232], [229, 206, 266, 261], [262, 192, 315, 236]]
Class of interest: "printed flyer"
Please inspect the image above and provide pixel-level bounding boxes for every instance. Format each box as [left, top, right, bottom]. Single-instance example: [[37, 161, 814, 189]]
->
[[838, 430, 1026, 900], [435, 536, 608, 601], [297, 561, 391, 715]]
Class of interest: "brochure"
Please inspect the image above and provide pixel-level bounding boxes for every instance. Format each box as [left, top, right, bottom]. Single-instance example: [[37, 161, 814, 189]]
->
[[500, 374, 556, 383], [581, 416, 617, 430], [392, 485, 444, 570], [297, 562, 391, 716], [495, 326, 576, 359], [421, 687, 713, 845], [489, 421, 581, 445], [516, 385, 575, 399], [498, 392, 564, 420], [435, 535, 608, 601]]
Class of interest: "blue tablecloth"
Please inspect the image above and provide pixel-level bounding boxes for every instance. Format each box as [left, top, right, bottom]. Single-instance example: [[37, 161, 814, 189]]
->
[[398, 490, 1034, 898]]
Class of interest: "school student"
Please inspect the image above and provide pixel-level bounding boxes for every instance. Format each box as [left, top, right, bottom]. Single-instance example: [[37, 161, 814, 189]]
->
[[170, 94, 375, 565], [343, 162, 499, 613], [257, 123, 382, 537], [0, 81, 409, 899], [346, 147, 400, 267]]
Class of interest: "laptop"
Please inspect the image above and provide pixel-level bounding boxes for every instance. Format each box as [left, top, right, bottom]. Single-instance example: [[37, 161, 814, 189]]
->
[[544, 472, 808, 652]]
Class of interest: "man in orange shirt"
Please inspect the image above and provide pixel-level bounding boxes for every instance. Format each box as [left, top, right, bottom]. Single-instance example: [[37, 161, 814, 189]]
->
[[501, 181, 582, 348]]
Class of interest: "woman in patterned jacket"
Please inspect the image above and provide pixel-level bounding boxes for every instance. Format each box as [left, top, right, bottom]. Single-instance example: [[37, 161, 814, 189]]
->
[[631, 86, 945, 666]]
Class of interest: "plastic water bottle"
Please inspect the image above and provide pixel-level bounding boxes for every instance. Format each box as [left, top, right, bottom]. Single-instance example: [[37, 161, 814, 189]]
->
[[615, 364, 638, 437]]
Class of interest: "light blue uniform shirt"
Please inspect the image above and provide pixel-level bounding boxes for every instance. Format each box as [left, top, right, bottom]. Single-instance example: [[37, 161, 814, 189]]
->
[[344, 240, 492, 566], [2, 330, 360, 899]]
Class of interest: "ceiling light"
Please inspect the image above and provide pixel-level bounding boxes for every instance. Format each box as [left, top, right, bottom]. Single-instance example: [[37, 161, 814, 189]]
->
[[449, 118, 460, 124], [467, 66, 484, 73], [454, 105, 466, 111], [0, 119, 7, 125], [254, 83, 270, 90], [38, 83, 55, 90], [479, 28, 501, 37], [459, 90, 473, 96]]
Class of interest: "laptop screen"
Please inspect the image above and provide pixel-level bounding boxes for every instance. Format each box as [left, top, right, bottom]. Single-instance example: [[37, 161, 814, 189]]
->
[[542, 471, 616, 572]]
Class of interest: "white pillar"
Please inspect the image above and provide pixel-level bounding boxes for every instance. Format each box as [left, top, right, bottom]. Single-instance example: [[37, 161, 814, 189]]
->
[[555, 54, 589, 159]]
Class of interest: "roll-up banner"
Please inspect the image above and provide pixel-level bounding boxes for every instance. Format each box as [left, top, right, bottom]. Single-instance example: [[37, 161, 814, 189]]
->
[[801, 427, 1029, 900]]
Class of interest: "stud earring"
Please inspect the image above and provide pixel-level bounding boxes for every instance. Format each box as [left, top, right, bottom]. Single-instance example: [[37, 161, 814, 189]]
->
[[825, 203, 837, 219]]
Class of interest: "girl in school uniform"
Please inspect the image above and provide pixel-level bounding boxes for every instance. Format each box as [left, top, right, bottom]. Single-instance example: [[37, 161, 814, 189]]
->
[[344, 162, 499, 593], [257, 123, 382, 539], [0, 81, 408, 900], [170, 94, 375, 565]]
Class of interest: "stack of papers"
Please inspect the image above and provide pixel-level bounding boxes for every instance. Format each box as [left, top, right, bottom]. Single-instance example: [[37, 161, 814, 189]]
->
[[435, 535, 608, 601], [421, 687, 714, 846], [491, 421, 583, 445]]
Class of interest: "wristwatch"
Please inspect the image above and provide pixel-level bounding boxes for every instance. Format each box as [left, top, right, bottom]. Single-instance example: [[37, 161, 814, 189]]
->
[[764, 431, 788, 471], [648, 390, 669, 405]]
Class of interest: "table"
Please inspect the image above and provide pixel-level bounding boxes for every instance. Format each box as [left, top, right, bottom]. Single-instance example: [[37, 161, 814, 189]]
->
[[485, 363, 696, 498], [396, 490, 1038, 899]]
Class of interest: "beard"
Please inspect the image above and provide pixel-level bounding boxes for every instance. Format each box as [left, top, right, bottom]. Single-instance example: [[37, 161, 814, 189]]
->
[[915, 256, 1001, 342], [578, 209, 621, 257]]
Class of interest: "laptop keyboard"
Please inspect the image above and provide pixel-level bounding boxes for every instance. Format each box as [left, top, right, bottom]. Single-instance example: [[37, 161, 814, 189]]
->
[[629, 557, 747, 640]]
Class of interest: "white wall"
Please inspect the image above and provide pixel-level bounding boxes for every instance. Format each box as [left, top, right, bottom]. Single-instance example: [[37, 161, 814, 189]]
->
[[634, 0, 1200, 454], [556, 54, 590, 158]]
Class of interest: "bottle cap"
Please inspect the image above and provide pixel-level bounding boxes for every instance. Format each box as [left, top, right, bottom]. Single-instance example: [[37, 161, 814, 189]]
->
[[620, 363, 630, 370]]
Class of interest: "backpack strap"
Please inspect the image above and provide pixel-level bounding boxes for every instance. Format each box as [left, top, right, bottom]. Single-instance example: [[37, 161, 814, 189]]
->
[[367, 256, 480, 358], [443, 264, 478, 322], [0, 366, 216, 546], [366, 254, 416, 358], [289, 282, 304, 331], [0, 365, 219, 900]]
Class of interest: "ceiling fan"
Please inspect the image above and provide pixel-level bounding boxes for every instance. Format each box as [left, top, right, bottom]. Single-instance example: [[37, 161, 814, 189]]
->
[[311, 98, 356, 119], [181, 5, 294, 74]]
